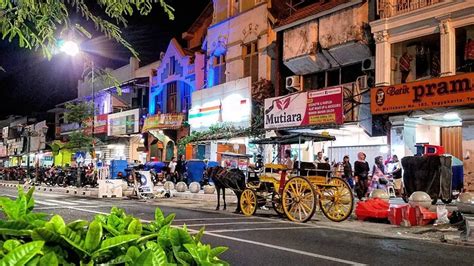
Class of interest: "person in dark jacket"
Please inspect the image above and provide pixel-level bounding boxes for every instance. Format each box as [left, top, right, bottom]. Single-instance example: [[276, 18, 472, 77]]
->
[[342, 155, 353, 188], [176, 154, 186, 183], [354, 152, 370, 200]]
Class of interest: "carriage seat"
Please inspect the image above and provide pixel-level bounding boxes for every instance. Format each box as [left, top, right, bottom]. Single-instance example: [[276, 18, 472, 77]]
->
[[259, 173, 284, 182]]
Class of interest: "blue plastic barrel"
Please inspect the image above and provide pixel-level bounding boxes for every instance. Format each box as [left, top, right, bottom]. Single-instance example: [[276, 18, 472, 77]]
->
[[186, 160, 207, 184]]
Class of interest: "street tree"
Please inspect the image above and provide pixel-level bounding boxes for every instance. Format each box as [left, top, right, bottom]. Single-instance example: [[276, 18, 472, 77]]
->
[[0, 0, 174, 59], [64, 102, 95, 152]]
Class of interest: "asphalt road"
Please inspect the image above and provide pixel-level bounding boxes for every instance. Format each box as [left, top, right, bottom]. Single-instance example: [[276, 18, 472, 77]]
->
[[1, 187, 473, 266]]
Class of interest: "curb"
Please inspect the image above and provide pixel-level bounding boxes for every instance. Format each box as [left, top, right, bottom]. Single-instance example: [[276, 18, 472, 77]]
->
[[443, 234, 474, 247], [0, 181, 104, 199]]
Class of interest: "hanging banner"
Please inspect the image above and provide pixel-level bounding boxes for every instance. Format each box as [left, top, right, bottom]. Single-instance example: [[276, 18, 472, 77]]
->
[[371, 72, 474, 115], [84, 114, 108, 135], [108, 109, 140, 136], [142, 113, 184, 132], [264, 87, 344, 129]]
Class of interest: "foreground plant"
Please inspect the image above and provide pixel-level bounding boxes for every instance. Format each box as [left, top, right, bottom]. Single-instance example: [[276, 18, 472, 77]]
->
[[0, 187, 229, 265]]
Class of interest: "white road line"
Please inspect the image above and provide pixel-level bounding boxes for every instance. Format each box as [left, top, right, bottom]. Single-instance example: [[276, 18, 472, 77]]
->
[[44, 199, 78, 206], [69, 207, 366, 265], [34, 199, 59, 206], [177, 221, 285, 227], [208, 226, 315, 233], [203, 231, 366, 265], [174, 217, 257, 222], [69, 200, 96, 205]]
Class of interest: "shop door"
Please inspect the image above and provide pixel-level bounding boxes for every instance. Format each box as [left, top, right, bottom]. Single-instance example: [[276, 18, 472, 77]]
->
[[165, 141, 174, 161], [441, 127, 462, 160]]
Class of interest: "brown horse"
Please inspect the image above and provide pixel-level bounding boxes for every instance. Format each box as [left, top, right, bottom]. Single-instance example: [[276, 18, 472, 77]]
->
[[205, 166, 246, 213]]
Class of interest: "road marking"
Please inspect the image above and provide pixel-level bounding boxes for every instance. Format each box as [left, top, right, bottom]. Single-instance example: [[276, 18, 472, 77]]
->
[[43, 199, 78, 205], [208, 226, 315, 233], [68, 207, 366, 265], [203, 231, 367, 265], [34, 200, 59, 206], [174, 217, 257, 222], [178, 221, 285, 227]]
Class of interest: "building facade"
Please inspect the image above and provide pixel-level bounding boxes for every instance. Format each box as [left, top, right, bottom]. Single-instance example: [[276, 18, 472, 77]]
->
[[370, 0, 474, 191]]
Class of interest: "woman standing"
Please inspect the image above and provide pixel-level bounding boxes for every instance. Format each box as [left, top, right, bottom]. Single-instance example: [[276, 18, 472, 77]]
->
[[369, 156, 388, 195], [354, 152, 370, 200], [342, 155, 353, 188]]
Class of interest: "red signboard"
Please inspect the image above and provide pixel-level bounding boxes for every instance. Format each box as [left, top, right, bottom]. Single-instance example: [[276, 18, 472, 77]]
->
[[84, 114, 108, 135], [264, 87, 344, 129]]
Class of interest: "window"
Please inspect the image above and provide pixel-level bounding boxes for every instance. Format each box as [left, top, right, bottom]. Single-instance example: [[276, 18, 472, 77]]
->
[[231, 0, 240, 16], [456, 25, 474, 74], [243, 41, 259, 82], [212, 55, 226, 86], [169, 56, 176, 76], [154, 93, 163, 114], [182, 83, 192, 113], [167, 82, 177, 113]]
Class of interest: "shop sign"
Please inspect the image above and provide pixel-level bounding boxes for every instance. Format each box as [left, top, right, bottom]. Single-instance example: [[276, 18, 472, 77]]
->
[[189, 77, 252, 132], [2, 127, 8, 139], [107, 109, 140, 136], [264, 87, 344, 129], [142, 113, 184, 132], [371, 72, 474, 115], [84, 114, 108, 135], [60, 123, 80, 134]]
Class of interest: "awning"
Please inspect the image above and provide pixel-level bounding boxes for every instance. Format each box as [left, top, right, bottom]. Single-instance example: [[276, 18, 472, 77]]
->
[[218, 152, 253, 158], [250, 132, 335, 145]]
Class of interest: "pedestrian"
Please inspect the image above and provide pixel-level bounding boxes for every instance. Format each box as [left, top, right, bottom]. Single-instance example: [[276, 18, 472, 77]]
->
[[342, 155, 353, 188], [176, 154, 186, 183], [389, 155, 403, 196], [354, 152, 370, 200], [282, 150, 294, 171], [369, 156, 388, 195]]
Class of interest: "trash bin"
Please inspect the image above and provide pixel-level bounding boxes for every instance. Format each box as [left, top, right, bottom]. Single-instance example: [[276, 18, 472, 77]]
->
[[186, 160, 207, 184]]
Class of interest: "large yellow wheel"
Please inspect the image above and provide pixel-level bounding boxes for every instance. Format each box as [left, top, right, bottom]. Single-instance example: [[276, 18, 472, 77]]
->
[[271, 192, 284, 216], [319, 177, 354, 222], [240, 189, 257, 216], [282, 176, 317, 223]]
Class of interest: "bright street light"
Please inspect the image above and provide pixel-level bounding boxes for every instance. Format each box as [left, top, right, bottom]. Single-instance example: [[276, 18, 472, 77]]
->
[[60, 40, 80, 56]]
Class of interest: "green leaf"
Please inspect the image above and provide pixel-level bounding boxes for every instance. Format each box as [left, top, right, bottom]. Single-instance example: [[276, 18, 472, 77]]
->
[[163, 213, 176, 226], [67, 220, 89, 231], [104, 255, 131, 265], [84, 220, 102, 253], [93, 234, 139, 255], [174, 251, 193, 266], [210, 247, 228, 258], [134, 249, 154, 265], [31, 228, 61, 243], [0, 241, 44, 266], [126, 246, 140, 261], [0, 197, 19, 220], [60, 227, 88, 256], [39, 252, 58, 266], [127, 218, 143, 235], [153, 245, 168, 265], [155, 208, 165, 224], [25, 187, 35, 212], [158, 225, 171, 249], [193, 227, 205, 243], [3, 239, 21, 252], [170, 228, 194, 248], [45, 215, 66, 233]]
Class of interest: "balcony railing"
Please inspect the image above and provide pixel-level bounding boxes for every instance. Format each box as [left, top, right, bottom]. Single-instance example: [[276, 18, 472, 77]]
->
[[377, 0, 441, 19]]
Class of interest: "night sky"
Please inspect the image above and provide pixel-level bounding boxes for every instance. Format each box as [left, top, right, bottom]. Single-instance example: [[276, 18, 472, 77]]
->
[[0, 0, 209, 118]]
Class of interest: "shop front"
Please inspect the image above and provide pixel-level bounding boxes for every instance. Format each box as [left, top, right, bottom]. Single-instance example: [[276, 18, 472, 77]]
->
[[371, 72, 474, 191], [142, 113, 184, 162], [263, 86, 388, 165], [188, 77, 253, 161]]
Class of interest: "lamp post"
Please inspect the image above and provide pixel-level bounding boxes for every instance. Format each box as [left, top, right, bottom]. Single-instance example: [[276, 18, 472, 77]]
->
[[60, 40, 95, 186]]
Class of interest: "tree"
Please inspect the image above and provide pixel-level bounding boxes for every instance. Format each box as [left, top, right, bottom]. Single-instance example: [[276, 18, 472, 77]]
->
[[0, 0, 174, 59], [64, 102, 95, 151]]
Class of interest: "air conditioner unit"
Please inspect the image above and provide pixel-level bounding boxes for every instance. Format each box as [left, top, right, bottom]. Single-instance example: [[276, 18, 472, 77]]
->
[[362, 57, 375, 71], [356, 75, 375, 90], [286, 76, 302, 91]]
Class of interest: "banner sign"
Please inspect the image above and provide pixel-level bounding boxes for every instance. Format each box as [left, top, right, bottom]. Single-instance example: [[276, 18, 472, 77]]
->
[[371, 72, 474, 115], [2, 127, 8, 139], [108, 109, 140, 136], [264, 87, 344, 129], [142, 113, 184, 132], [84, 114, 108, 135]]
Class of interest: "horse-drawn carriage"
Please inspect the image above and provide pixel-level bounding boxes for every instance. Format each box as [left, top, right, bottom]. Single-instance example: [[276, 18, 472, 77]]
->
[[240, 133, 354, 223]]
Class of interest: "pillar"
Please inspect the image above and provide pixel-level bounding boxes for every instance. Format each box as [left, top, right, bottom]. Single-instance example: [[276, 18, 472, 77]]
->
[[374, 30, 391, 87], [462, 122, 474, 192], [438, 17, 456, 77]]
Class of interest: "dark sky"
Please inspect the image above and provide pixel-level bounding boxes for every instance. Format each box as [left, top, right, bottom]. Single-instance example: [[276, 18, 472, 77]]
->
[[0, 0, 209, 118]]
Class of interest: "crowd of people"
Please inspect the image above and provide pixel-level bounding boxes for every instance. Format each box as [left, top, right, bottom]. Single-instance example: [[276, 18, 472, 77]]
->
[[281, 150, 404, 200]]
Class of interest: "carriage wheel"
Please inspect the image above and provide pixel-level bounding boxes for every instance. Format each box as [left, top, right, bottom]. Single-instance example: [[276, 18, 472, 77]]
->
[[271, 192, 284, 217], [240, 189, 257, 216], [282, 176, 317, 223], [319, 177, 354, 222]]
